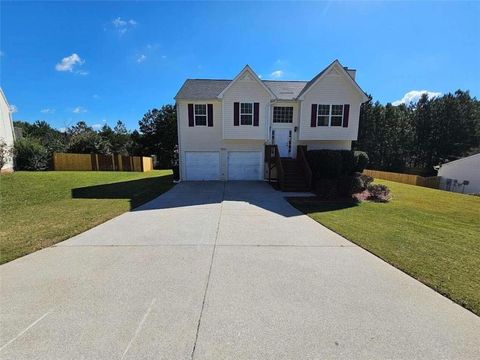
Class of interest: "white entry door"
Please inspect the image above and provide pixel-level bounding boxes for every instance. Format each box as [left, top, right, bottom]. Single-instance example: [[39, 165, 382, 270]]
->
[[273, 128, 292, 157]]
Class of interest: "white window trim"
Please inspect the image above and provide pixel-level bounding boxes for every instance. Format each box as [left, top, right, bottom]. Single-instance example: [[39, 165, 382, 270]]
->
[[317, 104, 343, 127], [240, 102, 254, 126], [330, 104, 343, 127], [194, 104, 208, 127], [273, 106, 294, 124]]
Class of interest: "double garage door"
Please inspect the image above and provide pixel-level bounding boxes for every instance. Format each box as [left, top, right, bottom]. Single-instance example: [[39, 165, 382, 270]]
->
[[185, 151, 262, 180]]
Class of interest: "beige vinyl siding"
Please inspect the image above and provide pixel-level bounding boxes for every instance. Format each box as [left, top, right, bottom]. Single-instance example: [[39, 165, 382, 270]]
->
[[222, 76, 271, 140], [177, 100, 265, 180], [298, 72, 363, 141]]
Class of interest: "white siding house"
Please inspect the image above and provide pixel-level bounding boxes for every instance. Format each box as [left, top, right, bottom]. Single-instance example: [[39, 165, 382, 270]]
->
[[174, 60, 368, 183], [438, 154, 480, 194], [0, 88, 15, 172]]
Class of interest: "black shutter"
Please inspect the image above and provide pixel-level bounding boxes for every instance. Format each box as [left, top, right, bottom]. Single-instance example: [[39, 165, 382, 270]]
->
[[343, 104, 350, 127], [207, 104, 213, 127], [188, 104, 194, 127], [311, 104, 317, 127], [253, 102, 259, 126], [234, 102, 239, 126]]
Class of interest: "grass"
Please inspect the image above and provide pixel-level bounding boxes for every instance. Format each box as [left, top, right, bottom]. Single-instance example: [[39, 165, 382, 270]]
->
[[288, 180, 480, 316], [0, 170, 173, 264]]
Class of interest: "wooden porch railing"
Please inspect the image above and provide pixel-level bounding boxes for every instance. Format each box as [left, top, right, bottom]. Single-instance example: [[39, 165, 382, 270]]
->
[[296, 145, 312, 189], [265, 144, 284, 190]]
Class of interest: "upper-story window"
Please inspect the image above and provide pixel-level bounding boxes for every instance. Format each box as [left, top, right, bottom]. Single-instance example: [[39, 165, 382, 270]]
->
[[240, 103, 253, 125], [194, 104, 207, 126], [317, 104, 343, 127], [273, 106, 293, 123], [317, 105, 330, 126], [331, 105, 343, 126]]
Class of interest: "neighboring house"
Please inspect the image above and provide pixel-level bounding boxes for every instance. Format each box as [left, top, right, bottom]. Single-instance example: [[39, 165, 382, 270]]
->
[[437, 153, 480, 194], [0, 88, 16, 173], [174, 59, 368, 188]]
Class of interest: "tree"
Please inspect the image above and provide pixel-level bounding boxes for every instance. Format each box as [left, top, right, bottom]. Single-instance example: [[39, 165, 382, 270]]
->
[[13, 120, 68, 156], [133, 105, 177, 167], [13, 137, 49, 170], [354, 90, 480, 175], [67, 121, 110, 154]]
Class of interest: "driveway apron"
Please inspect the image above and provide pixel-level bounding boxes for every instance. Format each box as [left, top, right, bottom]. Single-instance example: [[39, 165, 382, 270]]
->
[[1, 181, 479, 359]]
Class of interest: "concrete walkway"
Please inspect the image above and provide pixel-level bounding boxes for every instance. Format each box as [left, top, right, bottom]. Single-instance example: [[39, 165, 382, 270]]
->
[[1, 182, 479, 359]]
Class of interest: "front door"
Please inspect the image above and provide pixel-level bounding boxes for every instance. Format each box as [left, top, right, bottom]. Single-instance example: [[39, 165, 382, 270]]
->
[[273, 128, 292, 157]]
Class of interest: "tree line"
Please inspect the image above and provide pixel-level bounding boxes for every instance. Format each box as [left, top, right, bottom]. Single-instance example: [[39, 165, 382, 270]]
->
[[354, 90, 480, 175], [8, 90, 480, 174], [12, 105, 177, 170]]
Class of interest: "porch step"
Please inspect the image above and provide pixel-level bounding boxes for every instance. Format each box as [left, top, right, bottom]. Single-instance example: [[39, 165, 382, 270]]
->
[[280, 158, 310, 192]]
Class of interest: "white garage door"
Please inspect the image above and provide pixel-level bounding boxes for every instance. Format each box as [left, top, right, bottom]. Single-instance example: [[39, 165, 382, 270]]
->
[[228, 151, 262, 180], [185, 152, 220, 180]]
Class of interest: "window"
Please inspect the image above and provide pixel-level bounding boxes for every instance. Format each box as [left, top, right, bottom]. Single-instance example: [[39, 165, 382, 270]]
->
[[317, 105, 330, 126], [317, 104, 343, 127], [194, 104, 207, 126], [331, 105, 343, 126], [240, 103, 253, 125], [273, 106, 293, 123]]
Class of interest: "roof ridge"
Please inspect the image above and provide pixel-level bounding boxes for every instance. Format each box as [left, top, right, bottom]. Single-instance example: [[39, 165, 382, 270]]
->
[[262, 79, 309, 82], [186, 78, 232, 81]]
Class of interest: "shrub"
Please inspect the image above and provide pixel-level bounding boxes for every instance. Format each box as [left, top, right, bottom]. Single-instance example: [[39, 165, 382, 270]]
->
[[351, 173, 374, 194], [307, 150, 343, 179], [307, 150, 369, 179], [14, 138, 49, 170], [0, 138, 13, 169], [366, 184, 391, 202], [313, 178, 338, 199], [354, 151, 369, 172]]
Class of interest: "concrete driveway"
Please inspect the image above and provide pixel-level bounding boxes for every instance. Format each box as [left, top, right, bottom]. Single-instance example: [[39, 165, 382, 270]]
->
[[1, 182, 479, 359]]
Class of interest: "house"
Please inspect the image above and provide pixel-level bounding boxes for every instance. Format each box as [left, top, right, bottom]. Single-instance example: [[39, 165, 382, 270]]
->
[[174, 60, 368, 189], [437, 153, 480, 194], [0, 88, 16, 173]]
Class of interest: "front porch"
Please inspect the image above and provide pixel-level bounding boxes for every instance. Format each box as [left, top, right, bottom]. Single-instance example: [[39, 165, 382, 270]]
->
[[265, 144, 312, 192]]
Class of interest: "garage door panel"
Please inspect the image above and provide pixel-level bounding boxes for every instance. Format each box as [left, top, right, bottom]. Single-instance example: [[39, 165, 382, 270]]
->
[[186, 152, 220, 180], [228, 152, 262, 180]]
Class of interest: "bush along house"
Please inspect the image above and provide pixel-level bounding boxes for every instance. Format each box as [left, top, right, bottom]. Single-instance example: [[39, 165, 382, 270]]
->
[[174, 60, 369, 191]]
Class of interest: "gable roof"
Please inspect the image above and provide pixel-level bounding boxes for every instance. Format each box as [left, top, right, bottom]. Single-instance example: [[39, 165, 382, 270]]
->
[[175, 61, 368, 101], [217, 65, 276, 99], [440, 153, 480, 168], [262, 80, 308, 100], [175, 79, 231, 100], [175, 79, 308, 100], [297, 59, 369, 101]]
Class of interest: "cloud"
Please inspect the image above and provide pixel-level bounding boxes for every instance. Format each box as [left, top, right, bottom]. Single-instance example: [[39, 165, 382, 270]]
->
[[136, 54, 147, 63], [40, 108, 55, 114], [58, 127, 67, 133], [112, 17, 137, 34], [93, 94, 100, 100], [72, 106, 87, 113], [392, 90, 442, 106], [55, 53, 85, 72], [9, 105, 18, 113], [0, 51, 4, 57], [270, 70, 284, 79], [91, 124, 102, 130]]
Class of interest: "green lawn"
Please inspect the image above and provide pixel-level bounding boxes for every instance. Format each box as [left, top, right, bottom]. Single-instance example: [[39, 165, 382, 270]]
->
[[288, 180, 480, 316], [0, 170, 173, 264]]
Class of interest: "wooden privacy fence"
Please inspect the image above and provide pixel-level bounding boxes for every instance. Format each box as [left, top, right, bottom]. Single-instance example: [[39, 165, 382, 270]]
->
[[53, 153, 153, 172], [363, 169, 440, 189]]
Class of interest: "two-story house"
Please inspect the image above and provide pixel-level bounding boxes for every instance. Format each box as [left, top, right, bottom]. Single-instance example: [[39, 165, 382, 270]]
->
[[174, 60, 368, 189]]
